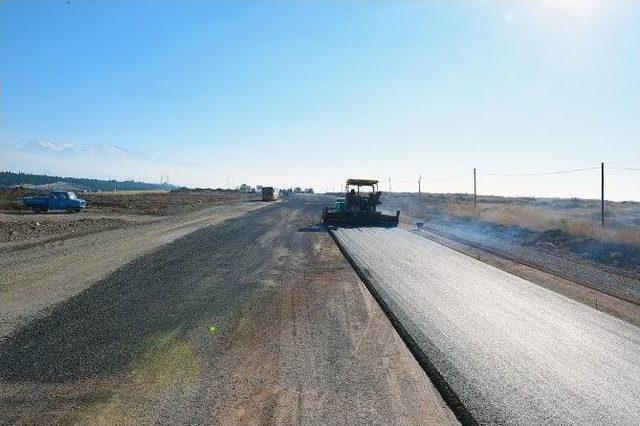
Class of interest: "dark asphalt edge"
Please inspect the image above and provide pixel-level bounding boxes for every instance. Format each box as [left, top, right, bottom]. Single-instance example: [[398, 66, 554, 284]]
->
[[328, 228, 477, 426]]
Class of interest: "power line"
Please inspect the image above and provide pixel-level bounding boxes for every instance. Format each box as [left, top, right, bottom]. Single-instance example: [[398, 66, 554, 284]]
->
[[606, 167, 640, 172], [390, 166, 636, 183], [479, 166, 599, 177], [422, 173, 472, 182], [392, 173, 471, 183]]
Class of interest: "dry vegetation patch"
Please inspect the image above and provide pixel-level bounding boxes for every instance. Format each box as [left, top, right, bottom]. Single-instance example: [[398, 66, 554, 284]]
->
[[387, 193, 640, 247], [0, 187, 36, 211], [83, 189, 256, 215], [385, 193, 640, 276]]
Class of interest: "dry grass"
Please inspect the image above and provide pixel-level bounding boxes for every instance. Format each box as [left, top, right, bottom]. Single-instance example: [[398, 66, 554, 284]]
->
[[604, 227, 640, 247], [443, 204, 640, 246], [386, 193, 640, 248], [0, 187, 33, 211]]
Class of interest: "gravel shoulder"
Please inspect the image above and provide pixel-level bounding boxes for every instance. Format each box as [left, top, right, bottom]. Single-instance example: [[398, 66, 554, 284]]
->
[[0, 196, 457, 424], [0, 201, 267, 341]]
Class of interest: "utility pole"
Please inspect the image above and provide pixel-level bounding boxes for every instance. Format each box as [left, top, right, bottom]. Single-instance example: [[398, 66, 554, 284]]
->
[[418, 175, 422, 195], [473, 167, 477, 207], [388, 178, 392, 194], [601, 162, 605, 227]]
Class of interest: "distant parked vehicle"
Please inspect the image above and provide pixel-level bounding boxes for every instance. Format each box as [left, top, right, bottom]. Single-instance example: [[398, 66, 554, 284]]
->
[[22, 190, 86, 213], [261, 186, 278, 201]]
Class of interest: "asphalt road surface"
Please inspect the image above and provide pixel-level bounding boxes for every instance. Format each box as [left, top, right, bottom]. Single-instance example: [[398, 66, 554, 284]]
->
[[332, 227, 640, 425], [0, 196, 456, 424]]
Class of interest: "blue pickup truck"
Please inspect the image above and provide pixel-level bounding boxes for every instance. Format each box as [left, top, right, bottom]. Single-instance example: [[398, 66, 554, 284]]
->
[[22, 191, 87, 213]]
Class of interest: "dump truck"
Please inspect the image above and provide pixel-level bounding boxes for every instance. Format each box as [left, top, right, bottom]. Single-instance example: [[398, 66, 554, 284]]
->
[[261, 186, 278, 201], [22, 190, 86, 213], [322, 179, 399, 227]]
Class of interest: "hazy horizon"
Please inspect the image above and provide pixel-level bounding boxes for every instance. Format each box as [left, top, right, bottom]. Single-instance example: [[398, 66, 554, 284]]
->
[[2, 1, 638, 200]]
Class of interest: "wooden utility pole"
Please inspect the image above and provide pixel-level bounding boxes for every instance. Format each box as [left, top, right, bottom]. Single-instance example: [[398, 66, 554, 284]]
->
[[601, 162, 605, 227], [389, 178, 392, 194], [473, 168, 477, 207], [418, 175, 421, 195]]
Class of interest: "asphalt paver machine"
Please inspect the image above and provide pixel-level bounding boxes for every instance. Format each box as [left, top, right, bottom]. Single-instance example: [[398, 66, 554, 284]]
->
[[322, 179, 399, 227]]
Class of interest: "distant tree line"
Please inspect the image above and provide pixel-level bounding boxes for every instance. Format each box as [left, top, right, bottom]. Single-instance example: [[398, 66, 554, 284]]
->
[[0, 171, 176, 192], [235, 184, 314, 194]]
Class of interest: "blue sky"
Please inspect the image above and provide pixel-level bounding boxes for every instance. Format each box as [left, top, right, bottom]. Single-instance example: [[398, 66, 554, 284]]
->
[[1, 1, 639, 199]]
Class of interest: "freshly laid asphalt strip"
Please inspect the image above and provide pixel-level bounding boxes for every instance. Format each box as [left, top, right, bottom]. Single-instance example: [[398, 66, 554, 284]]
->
[[332, 227, 640, 425], [0, 196, 456, 424]]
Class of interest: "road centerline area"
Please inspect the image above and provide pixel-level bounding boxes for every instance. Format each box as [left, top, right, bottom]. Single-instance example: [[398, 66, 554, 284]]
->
[[332, 227, 640, 425]]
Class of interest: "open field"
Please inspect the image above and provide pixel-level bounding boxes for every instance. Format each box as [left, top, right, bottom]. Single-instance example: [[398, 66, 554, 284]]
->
[[82, 188, 254, 216], [386, 193, 640, 243], [0, 187, 254, 215], [384, 193, 640, 279], [0, 188, 256, 248]]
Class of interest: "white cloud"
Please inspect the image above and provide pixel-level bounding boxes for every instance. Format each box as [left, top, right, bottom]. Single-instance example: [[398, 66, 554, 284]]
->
[[2, 140, 194, 185], [504, 11, 515, 23], [7, 140, 146, 158]]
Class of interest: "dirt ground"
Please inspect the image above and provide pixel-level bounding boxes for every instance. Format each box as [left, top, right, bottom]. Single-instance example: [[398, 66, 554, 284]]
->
[[0, 201, 270, 340], [82, 188, 254, 216], [0, 188, 257, 249], [0, 216, 130, 247], [0, 196, 457, 425], [0, 187, 253, 213]]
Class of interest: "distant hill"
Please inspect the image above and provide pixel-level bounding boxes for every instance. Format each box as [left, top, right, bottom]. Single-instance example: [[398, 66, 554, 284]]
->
[[0, 171, 176, 192]]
